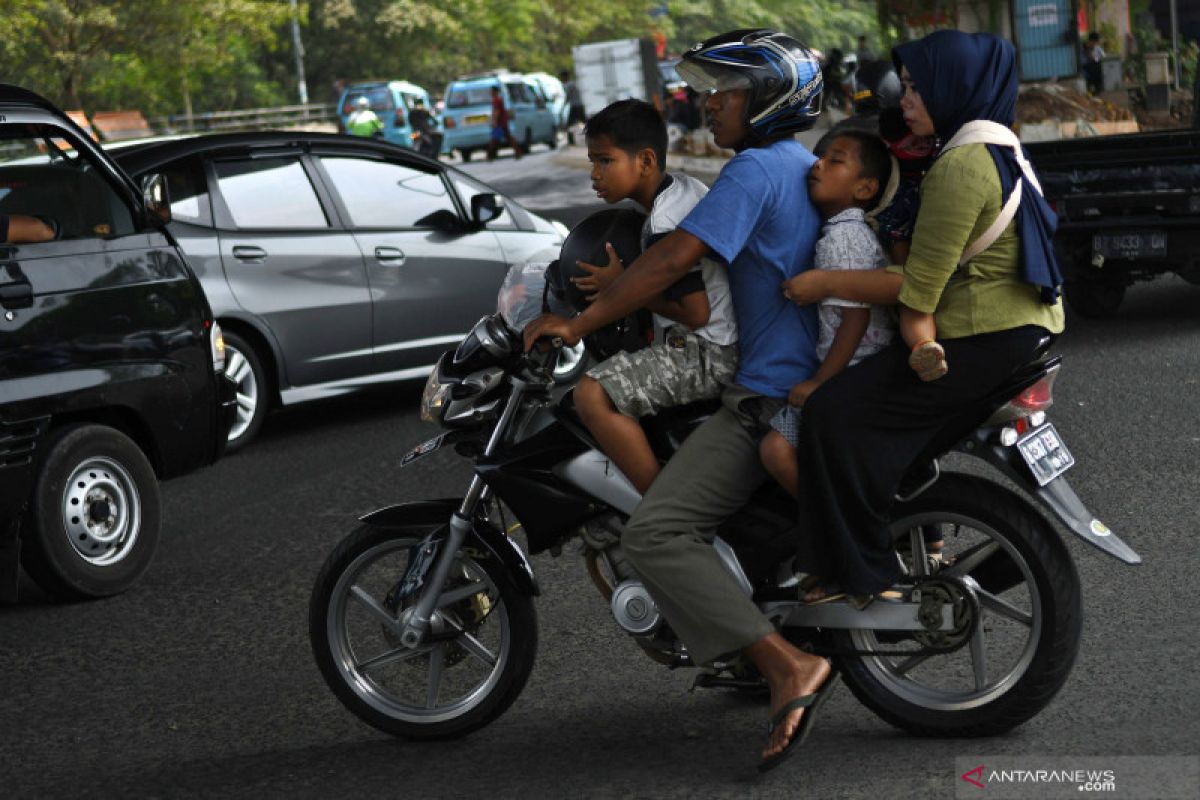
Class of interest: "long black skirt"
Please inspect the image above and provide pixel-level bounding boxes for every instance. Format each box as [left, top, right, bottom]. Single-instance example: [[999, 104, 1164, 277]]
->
[[794, 325, 1053, 594]]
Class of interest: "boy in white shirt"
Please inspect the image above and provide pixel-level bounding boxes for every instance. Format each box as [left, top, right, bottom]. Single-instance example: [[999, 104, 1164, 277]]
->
[[571, 99, 738, 493]]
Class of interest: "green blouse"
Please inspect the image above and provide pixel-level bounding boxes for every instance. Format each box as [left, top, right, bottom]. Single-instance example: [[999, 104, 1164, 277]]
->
[[886, 143, 1065, 338]]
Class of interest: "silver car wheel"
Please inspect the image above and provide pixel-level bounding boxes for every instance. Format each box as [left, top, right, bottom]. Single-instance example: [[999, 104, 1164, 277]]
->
[[62, 455, 141, 566], [225, 344, 260, 443]]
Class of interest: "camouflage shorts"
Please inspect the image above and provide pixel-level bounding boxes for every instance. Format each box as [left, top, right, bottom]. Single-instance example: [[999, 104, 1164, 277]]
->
[[586, 328, 739, 418]]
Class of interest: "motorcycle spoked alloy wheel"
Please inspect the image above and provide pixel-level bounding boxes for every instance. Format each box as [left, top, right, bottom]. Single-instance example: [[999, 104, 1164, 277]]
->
[[833, 474, 1082, 737], [309, 524, 538, 738]]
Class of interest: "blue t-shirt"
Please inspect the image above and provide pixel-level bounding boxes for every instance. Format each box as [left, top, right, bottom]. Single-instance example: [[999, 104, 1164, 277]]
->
[[678, 139, 822, 398]]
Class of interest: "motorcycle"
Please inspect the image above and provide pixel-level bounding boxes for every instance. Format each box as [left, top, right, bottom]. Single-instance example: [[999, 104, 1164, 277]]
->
[[410, 126, 443, 160], [308, 260, 1140, 741]]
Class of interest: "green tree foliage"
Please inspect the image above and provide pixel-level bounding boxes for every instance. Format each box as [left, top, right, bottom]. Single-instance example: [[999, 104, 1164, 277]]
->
[[0, 0, 289, 115], [0, 0, 883, 115]]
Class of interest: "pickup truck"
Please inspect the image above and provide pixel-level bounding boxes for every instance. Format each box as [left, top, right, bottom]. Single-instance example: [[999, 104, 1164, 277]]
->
[[0, 84, 235, 601], [1026, 72, 1200, 317]]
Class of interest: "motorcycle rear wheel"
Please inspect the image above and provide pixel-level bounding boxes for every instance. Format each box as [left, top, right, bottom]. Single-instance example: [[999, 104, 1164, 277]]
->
[[835, 474, 1082, 737], [309, 523, 537, 739]]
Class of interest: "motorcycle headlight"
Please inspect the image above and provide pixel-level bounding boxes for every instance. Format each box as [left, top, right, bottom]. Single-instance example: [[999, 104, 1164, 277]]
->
[[420, 367, 452, 423]]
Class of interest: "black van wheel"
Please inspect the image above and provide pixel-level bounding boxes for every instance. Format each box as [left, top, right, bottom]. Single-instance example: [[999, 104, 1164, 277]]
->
[[21, 424, 161, 599], [222, 330, 269, 453]]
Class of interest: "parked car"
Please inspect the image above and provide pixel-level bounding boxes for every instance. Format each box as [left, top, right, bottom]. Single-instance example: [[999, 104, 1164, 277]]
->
[[0, 84, 234, 601], [112, 132, 572, 453], [335, 80, 437, 151], [441, 71, 559, 161]]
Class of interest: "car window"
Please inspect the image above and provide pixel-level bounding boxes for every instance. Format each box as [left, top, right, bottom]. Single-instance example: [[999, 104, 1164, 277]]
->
[[505, 82, 530, 104], [319, 156, 457, 228], [214, 157, 328, 229], [0, 123, 136, 239], [447, 86, 493, 108], [447, 170, 514, 230], [159, 156, 211, 226]]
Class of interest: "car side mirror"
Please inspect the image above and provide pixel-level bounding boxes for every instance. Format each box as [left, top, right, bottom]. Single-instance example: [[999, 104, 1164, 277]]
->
[[141, 173, 172, 226], [471, 193, 503, 226]]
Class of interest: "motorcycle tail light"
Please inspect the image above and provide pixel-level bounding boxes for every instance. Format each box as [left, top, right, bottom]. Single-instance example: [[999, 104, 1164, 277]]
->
[[1011, 373, 1056, 413], [984, 365, 1059, 426]]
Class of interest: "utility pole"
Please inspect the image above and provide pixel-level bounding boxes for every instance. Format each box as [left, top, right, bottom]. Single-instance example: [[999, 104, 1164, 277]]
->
[[1169, 0, 1181, 89], [289, 0, 309, 104]]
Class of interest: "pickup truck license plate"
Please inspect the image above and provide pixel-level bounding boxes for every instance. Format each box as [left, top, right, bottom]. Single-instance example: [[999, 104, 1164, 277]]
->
[[401, 433, 447, 467], [465, 114, 490, 126], [1016, 423, 1074, 486], [1092, 231, 1167, 259]]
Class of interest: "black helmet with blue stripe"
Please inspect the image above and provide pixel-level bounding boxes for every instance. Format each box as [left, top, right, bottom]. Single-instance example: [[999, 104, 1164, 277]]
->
[[677, 29, 823, 140]]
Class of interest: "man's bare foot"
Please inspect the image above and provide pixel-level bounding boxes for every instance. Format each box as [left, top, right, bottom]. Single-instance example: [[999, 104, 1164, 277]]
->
[[761, 653, 832, 761]]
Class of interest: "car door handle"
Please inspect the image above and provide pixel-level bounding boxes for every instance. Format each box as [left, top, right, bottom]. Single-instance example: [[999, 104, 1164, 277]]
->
[[232, 245, 268, 262], [374, 246, 406, 265]]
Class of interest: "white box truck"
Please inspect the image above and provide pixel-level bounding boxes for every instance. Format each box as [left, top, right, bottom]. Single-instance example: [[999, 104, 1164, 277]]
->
[[571, 38, 663, 118]]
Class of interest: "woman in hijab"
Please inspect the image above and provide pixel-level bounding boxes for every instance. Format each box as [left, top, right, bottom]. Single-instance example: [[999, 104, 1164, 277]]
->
[[780, 30, 1066, 602]]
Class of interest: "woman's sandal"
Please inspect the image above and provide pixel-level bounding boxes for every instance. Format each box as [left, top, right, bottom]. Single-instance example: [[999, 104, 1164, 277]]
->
[[909, 340, 949, 382], [802, 581, 904, 609]]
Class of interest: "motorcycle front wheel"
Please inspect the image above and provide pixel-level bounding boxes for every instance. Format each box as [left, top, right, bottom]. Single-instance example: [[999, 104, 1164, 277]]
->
[[835, 473, 1082, 737], [309, 523, 538, 739]]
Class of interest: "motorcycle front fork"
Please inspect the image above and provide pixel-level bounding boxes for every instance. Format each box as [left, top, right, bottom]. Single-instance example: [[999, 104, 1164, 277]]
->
[[396, 476, 488, 648], [396, 382, 531, 647]]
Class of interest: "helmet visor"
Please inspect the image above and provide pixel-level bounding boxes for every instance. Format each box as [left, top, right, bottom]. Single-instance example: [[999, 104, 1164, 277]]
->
[[676, 60, 754, 93]]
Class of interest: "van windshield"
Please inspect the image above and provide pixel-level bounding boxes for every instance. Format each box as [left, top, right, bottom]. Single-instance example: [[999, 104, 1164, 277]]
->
[[344, 86, 395, 114], [447, 87, 493, 108]]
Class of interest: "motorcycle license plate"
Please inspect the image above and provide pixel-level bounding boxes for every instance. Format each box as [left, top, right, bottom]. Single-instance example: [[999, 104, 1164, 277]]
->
[[401, 433, 448, 467], [1016, 423, 1075, 486]]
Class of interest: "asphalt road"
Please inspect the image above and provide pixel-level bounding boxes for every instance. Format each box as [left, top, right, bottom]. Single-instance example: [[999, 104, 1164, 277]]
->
[[2, 148, 1198, 799]]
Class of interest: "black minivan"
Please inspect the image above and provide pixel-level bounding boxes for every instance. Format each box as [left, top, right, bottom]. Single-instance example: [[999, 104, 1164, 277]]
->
[[0, 85, 233, 601]]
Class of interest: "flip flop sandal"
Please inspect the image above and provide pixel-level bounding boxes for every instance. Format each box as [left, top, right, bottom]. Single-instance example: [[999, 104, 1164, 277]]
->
[[909, 340, 948, 382], [758, 663, 840, 774]]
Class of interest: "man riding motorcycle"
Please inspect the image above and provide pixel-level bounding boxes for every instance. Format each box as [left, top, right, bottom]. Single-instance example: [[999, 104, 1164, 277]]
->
[[408, 97, 442, 159], [523, 28, 832, 771]]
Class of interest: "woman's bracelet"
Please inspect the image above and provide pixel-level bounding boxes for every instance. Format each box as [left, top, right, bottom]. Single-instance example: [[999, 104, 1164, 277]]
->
[[911, 338, 938, 351]]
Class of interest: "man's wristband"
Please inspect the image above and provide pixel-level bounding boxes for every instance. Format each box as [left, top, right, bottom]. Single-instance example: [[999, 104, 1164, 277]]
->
[[912, 338, 937, 351]]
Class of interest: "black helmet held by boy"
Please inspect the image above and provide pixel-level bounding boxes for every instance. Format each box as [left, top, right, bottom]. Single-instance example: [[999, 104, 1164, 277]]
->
[[545, 208, 651, 359], [547, 208, 646, 313], [676, 29, 823, 141]]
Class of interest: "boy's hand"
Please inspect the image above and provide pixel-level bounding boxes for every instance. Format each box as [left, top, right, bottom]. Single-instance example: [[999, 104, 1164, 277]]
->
[[787, 379, 820, 408], [523, 313, 581, 352], [781, 271, 827, 305], [573, 242, 624, 301]]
